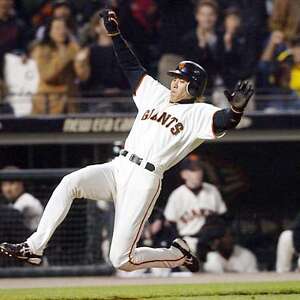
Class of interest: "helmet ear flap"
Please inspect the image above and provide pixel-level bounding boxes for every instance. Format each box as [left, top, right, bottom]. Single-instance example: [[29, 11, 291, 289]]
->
[[186, 82, 192, 97], [186, 81, 199, 97]]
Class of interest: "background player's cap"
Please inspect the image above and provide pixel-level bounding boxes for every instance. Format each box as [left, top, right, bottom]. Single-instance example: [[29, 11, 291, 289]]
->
[[167, 61, 208, 98], [180, 158, 205, 171]]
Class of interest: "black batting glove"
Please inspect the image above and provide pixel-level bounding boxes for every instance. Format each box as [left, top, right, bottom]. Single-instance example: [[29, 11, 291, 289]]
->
[[99, 9, 120, 36], [224, 81, 254, 113]]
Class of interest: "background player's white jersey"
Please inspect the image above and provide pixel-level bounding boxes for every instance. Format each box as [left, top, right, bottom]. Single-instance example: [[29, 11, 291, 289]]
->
[[124, 75, 222, 174], [204, 245, 258, 273], [12, 192, 43, 231], [164, 182, 226, 236]]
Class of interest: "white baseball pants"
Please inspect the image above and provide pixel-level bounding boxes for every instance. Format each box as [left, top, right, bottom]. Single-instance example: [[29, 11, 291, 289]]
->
[[27, 156, 186, 271]]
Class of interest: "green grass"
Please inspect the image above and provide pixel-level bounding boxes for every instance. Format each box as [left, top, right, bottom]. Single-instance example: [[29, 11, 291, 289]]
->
[[1, 281, 300, 300]]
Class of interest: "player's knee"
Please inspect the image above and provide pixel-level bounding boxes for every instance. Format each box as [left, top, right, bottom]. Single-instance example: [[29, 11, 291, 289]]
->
[[109, 250, 132, 271], [109, 253, 127, 269], [60, 172, 81, 197]]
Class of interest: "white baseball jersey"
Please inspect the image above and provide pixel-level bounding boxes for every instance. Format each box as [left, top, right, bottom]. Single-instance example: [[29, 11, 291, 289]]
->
[[204, 245, 258, 273], [124, 75, 222, 175], [164, 183, 226, 236], [12, 192, 43, 231]]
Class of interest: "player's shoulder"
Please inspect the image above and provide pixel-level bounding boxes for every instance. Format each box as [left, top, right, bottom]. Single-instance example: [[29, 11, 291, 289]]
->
[[169, 185, 189, 197], [186, 102, 220, 117], [143, 74, 170, 91], [193, 102, 220, 111], [136, 74, 170, 98], [17, 192, 40, 204], [202, 182, 218, 191]]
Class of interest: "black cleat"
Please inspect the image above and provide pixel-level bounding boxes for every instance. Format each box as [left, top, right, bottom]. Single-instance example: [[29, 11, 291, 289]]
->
[[0, 242, 42, 265], [172, 238, 200, 273]]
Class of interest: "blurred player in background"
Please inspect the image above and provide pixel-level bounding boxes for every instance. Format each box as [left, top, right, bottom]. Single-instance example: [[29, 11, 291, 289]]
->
[[164, 157, 226, 254], [1, 166, 43, 232]]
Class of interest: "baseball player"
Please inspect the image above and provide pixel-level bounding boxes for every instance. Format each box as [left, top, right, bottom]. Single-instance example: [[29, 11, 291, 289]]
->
[[0, 9, 254, 273], [164, 158, 227, 253]]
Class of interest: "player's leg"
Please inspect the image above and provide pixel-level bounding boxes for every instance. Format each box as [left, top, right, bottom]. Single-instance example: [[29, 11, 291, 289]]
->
[[276, 230, 295, 272], [0, 162, 116, 263], [109, 162, 192, 272]]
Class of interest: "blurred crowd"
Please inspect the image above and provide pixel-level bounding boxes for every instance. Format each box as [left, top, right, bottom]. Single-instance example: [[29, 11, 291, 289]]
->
[[0, 0, 300, 115]]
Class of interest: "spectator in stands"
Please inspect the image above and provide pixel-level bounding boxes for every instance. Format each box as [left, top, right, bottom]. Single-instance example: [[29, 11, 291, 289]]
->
[[219, 0, 268, 44], [164, 157, 226, 254], [258, 30, 286, 90], [0, 0, 28, 100], [155, 0, 195, 86], [1, 167, 43, 232], [276, 213, 300, 272], [117, 0, 160, 73], [270, 0, 300, 43], [203, 226, 258, 273], [218, 7, 257, 90], [35, 0, 77, 42], [3, 42, 39, 116], [181, 0, 221, 93], [258, 35, 300, 110], [31, 17, 85, 114], [76, 11, 128, 111]]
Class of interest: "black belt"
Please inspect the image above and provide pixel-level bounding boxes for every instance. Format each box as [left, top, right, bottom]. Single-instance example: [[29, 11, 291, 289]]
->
[[120, 150, 155, 172]]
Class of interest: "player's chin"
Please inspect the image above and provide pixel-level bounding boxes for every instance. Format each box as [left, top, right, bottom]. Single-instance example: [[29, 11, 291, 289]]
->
[[170, 95, 181, 103]]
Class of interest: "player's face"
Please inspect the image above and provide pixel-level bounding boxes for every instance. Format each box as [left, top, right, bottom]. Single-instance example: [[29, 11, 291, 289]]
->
[[181, 169, 204, 189], [170, 77, 192, 103], [1, 181, 24, 201], [196, 5, 217, 31]]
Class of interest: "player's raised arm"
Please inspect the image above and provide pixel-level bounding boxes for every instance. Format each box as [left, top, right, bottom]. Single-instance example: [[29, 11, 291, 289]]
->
[[212, 81, 254, 135], [99, 9, 146, 94]]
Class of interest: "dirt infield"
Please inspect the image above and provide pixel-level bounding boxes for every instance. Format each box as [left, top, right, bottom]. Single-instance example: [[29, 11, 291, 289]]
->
[[0, 272, 300, 289]]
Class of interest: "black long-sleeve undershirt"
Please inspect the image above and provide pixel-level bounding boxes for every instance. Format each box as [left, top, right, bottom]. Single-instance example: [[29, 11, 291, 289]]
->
[[111, 33, 242, 134], [213, 108, 242, 135], [112, 34, 146, 93]]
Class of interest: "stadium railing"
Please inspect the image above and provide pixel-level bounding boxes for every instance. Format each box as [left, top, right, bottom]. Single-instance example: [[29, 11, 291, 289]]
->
[[1, 91, 300, 117]]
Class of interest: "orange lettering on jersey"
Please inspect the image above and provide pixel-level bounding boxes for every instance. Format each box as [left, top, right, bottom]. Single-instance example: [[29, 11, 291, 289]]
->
[[148, 109, 155, 119], [141, 110, 150, 120], [180, 216, 188, 224], [171, 122, 184, 135], [150, 113, 158, 121], [141, 109, 184, 135], [165, 117, 178, 128], [157, 112, 171, 125]]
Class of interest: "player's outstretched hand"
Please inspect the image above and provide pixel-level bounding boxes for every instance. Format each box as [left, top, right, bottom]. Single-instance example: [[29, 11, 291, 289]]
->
[[99, 9, 120, 36], [224, 81, 254, 113]]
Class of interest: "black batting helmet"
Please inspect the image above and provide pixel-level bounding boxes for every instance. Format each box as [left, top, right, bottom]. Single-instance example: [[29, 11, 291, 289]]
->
[[167, 61, 208, 98]]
